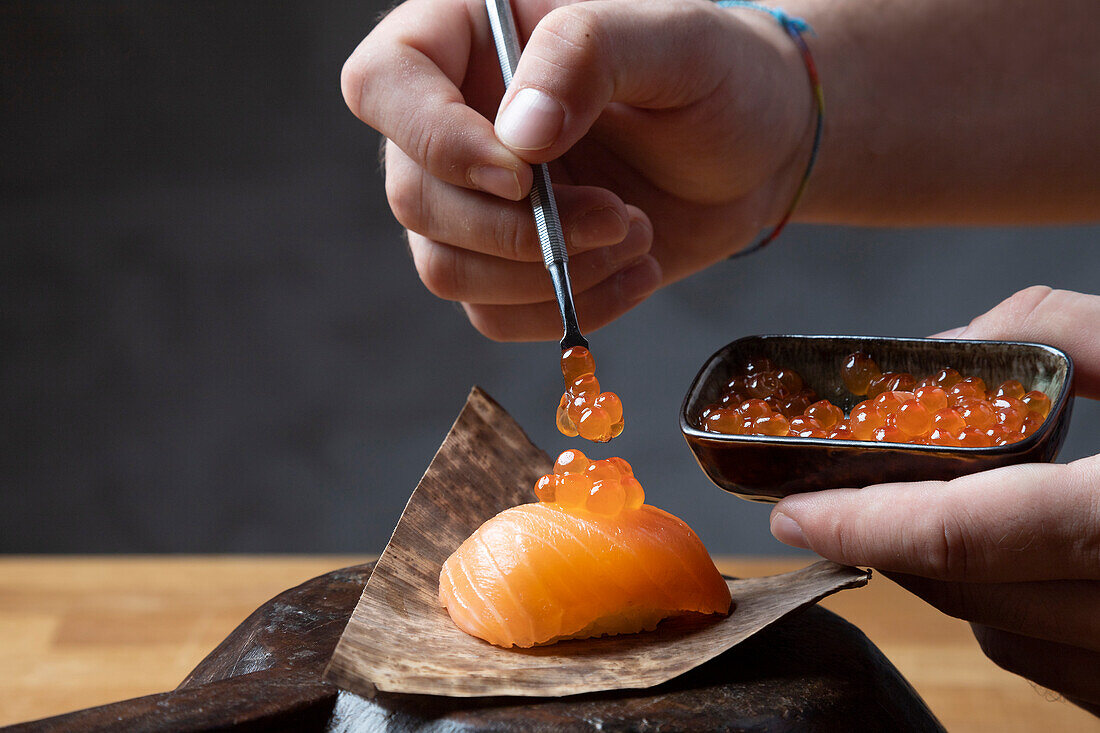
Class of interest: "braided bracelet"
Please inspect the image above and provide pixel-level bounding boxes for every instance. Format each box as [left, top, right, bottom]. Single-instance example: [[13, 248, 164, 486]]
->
[[716, 1, 824, 258]]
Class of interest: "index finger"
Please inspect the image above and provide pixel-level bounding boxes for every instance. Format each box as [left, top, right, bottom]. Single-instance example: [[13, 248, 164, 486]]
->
[[931, 287, 1100, 400], [341, 0, 532, 199], [770, 455, 1100, 582]]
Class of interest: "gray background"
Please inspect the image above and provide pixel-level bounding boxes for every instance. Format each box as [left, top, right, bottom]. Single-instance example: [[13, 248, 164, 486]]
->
[[3, 1, 1097, 556]]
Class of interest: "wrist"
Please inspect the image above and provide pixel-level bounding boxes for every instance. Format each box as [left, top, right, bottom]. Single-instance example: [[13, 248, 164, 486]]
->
[[718, 2, 821, 242], [774, 0, 844, 223]]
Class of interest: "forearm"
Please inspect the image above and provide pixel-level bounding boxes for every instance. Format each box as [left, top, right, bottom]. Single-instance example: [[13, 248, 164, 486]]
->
[[776, 0, 1100, 225]]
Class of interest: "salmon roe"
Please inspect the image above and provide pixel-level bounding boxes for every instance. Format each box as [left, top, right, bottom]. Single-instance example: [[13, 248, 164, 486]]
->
[[555, 346, 623, 442], [536, 450, 644, 516], [699, 352, 1052, 447]]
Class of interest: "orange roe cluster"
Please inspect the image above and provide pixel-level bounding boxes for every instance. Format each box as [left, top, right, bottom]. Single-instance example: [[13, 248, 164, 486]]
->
[[698, 357, 823, 437], [556, 346, 624, 443], [699, 352, 1052, 447], [534, 449, 644, 517]]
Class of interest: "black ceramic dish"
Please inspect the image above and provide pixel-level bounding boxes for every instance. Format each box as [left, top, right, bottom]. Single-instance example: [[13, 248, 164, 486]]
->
[[681, 335, 1074, 503]]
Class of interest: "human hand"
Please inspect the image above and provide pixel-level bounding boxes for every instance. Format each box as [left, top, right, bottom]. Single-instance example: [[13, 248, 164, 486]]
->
[[342, 0, 812, 340], [770, 287, 1100, 713]]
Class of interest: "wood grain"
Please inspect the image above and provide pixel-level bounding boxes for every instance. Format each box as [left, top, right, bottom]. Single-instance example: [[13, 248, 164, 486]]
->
[[5, 560, 940, 732], [2, 556, 1098, 731], [0, 555, 365, 727]]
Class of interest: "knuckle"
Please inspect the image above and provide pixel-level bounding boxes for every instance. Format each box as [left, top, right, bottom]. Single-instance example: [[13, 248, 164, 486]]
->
[[340, 48, 382, 123], [407, 113, 453, 180], [463, 305, 511, 342], [930, 512, 974, 580], [385, 168, 427, 233], [494, 206, 528, 261], [1003, 284, 1057, 326], [970, 285, 1054, 336], [1010, 284, 1056, 308], [823, 512, 855, 563], [339, 57, 361, 116], [536, 5, 610, 81], [414, 241, 462, 301], [1073, 458, 1100, 572]]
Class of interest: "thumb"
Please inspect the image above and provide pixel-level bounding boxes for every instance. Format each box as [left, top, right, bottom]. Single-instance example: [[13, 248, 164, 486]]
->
[[769, 455, 1100, 582], [493, 0, 734, 160]]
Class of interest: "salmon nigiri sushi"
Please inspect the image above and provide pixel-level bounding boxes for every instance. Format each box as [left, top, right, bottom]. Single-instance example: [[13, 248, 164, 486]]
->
[[439, 450, 731, 648]]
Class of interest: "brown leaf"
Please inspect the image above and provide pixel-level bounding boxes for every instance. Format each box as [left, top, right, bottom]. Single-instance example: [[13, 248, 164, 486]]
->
[[324, 387, 869, 698]]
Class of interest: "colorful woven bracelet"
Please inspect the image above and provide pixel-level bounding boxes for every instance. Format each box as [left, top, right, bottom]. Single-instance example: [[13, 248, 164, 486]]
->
[[716, 1, 824, 258]]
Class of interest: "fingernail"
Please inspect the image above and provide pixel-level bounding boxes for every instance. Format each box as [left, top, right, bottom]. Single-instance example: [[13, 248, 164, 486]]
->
[[770, 512, 809, 549], [496, 88, 564, 151], [617, 257, 662, 303], [571, 207, 628, 249], [469, 165, 522, 200]]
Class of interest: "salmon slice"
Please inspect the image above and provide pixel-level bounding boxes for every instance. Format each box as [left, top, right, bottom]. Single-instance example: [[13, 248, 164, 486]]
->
[[439, 502, 731, 648]]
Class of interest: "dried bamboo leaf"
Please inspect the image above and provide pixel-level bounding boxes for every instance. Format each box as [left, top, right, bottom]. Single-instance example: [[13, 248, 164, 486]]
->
[[324, 387, 869, 698]]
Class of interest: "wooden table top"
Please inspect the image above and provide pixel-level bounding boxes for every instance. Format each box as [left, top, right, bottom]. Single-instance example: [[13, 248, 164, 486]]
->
[[0, 556, 1096, 731]]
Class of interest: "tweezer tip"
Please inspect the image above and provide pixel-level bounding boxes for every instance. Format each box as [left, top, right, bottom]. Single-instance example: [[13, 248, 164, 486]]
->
[[560, 333, 589, 351]]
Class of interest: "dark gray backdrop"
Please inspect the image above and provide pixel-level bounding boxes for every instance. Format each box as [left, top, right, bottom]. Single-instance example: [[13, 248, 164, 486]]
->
[[3, 1, 1097, 555]]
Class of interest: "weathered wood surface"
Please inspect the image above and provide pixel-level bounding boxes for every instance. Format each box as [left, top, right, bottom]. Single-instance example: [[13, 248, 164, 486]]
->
[[324, 388, 870, 698]]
